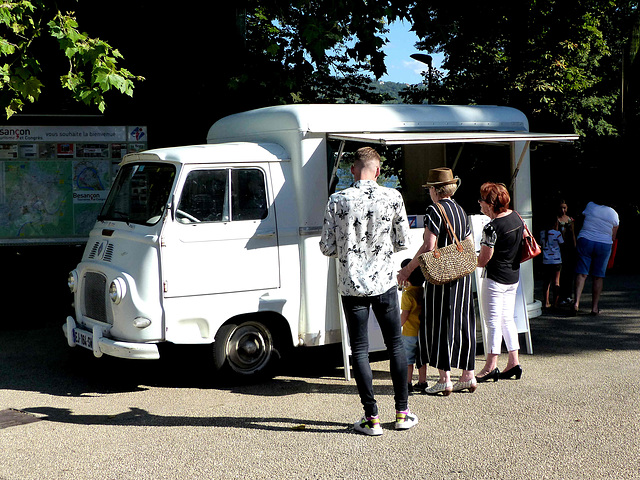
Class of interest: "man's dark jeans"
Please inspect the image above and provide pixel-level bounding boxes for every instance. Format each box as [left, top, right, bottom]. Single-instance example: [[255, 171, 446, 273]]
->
[[341, 286, 409, 417]]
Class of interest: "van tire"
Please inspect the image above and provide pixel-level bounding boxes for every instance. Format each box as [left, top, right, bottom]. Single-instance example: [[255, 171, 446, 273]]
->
[[213, 320, 277, 379]]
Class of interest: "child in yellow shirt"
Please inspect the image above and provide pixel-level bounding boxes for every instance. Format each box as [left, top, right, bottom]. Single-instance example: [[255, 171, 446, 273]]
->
[[400, 259, 428, 393]]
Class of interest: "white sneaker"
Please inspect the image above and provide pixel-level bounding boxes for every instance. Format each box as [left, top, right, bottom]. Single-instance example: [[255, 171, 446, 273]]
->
[[353, 415, 383, 436], [395, 410, 418, 430]]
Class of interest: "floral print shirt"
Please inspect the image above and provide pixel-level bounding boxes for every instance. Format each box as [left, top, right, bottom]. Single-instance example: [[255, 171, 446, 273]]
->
[[320, 180, 409, 296]]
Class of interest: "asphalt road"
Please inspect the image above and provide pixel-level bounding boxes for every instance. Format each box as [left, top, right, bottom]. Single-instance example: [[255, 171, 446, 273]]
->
[[1, 273, 639, 479]]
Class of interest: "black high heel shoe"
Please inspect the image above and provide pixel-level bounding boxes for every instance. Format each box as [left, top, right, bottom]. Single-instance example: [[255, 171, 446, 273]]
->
[[476, 368, 500, 383], [499, 365, 522, 380]]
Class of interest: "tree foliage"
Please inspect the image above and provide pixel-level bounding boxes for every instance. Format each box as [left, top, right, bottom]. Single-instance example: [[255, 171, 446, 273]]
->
[[231, 0, 413, 107], [0, 0, 143, 117], [3, 0, 638, 146], [402, 0, 640, 234], [406, 0, 631, 137], [234, 0, 638, 138]]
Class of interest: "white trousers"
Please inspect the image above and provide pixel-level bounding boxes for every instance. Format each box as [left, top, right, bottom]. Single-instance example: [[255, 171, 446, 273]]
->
[[481, 278, 520, 354]]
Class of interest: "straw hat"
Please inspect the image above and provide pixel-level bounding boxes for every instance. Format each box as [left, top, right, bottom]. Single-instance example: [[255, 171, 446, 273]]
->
[[422, 167, 460, 188]]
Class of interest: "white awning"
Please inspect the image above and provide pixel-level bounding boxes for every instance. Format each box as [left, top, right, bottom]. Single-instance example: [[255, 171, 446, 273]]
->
[[328, 131, 579, 145]]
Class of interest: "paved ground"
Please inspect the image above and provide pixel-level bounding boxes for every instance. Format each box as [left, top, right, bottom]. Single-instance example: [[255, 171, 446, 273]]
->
[[1, 273, 638, 479]]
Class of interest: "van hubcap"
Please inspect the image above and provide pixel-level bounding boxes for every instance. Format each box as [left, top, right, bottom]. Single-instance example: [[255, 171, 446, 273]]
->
[[227, 322, 273, 374]]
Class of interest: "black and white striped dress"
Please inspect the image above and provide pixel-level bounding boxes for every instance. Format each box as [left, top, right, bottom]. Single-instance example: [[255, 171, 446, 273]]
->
[[417, 198, 476, 372]]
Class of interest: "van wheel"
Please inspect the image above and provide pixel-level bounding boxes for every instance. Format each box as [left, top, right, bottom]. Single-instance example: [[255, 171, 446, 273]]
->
[[213, 320, 276, 379]]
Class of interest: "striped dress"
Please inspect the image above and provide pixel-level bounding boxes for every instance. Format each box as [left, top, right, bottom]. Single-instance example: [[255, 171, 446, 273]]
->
[[417, 198, 476, 372]]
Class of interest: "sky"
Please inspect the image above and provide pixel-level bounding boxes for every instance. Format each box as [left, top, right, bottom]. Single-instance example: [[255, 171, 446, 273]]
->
[[378, 20, 443, 84]]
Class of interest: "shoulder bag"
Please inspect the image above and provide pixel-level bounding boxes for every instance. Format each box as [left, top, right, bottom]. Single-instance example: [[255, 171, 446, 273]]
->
[[418, 202, 477, 285], [516, 211, 541, 262]]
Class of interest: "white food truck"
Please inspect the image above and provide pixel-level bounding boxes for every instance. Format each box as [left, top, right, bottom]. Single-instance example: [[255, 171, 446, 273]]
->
[[63, 104, 577, 378]]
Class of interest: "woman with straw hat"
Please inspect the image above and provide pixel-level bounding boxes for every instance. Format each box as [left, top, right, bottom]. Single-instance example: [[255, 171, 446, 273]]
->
[[397, 167, 477, 396]]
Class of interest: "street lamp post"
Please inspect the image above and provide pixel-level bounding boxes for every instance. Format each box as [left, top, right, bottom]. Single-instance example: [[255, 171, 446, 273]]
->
[[410, 53, 433, 104]]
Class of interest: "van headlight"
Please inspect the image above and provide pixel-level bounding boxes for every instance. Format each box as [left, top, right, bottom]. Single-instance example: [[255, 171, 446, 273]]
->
[[68, 270, 78, 293], [133, 317, 152, 329], [109, 277, 127, 304]]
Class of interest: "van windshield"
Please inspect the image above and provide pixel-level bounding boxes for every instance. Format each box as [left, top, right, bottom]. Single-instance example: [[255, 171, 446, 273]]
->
[[99, 163, 176, 226]]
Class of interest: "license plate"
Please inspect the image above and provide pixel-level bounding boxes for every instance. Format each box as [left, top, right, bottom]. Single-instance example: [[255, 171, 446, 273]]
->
[[73, 328, 93, 350]]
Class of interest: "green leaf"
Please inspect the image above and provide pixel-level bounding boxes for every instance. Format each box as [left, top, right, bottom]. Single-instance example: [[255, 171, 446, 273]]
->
[[14, 75, 42, 102]]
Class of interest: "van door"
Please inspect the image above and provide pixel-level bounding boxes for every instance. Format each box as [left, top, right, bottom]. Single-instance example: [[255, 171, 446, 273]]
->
[[161, 165, 279, 297]]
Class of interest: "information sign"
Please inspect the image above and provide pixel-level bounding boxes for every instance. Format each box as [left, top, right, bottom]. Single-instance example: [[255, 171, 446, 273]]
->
[[0, 126, 147, 244]]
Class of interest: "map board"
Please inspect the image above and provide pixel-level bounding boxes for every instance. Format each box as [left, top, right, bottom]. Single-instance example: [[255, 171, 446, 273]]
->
[[0, 126, 147, 244]]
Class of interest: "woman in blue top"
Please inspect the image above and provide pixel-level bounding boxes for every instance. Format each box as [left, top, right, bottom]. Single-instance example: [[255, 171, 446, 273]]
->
[[572, 201, 619, 315]]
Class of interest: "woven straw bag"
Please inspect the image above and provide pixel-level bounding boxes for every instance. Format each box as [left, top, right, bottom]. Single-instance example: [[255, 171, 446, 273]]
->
[[419, 202, 477, 285]]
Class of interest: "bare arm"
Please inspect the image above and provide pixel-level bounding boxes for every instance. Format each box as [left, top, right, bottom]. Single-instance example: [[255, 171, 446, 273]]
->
[[612, 226, 618, 241], [397, 227, 437, 286], [400, 310, 409, 327], [477, 244, 494, 268]]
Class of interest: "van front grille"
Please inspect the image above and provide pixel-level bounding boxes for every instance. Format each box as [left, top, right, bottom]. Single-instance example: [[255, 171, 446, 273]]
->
[[87, 241, 114, 262], [87, 242, 100, 258], [103, 244, 114, 262], [83, 272, 108, 324]]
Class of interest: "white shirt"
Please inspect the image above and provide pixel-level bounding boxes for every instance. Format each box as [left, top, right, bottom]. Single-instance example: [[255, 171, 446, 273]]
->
[[578, 202, 619, 244], [320, 180, 409, 296]]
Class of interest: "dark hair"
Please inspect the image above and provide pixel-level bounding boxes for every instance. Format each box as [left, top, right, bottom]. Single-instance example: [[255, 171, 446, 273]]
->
[[545, 217, 559, 232], [401, 258, 424, 286], [480, 182, 510, 214]]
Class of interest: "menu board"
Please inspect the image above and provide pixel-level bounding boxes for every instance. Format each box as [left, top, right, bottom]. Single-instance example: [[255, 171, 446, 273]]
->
[[0, 126, 147, 244]]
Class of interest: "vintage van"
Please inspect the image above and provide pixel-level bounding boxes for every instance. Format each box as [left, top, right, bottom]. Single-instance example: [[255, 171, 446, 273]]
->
[[63, 104, 577, 378]]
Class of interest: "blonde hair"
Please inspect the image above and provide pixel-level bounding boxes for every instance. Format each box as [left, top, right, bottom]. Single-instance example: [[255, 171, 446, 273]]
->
[[433, 183, 458, 198], [353, 146, 381, 171]]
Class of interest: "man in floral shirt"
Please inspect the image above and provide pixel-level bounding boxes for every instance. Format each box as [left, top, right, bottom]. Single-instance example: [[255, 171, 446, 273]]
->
[[320, 146, 417, 436]]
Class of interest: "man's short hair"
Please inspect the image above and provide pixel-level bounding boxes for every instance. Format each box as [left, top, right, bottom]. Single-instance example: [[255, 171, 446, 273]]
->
[[354, 146, 381, 170]]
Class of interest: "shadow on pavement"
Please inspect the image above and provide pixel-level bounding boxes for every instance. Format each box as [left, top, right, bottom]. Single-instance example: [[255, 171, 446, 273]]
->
[[530, 272, 640, 356], [2, 273, 637, 398], [0, 326, 352, 398], [21, 406, 350, 433]]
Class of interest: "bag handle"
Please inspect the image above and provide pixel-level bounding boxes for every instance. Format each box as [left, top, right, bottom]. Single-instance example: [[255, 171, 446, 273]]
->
[[434, 202, 464, 253], [514, 210, 531, 238]]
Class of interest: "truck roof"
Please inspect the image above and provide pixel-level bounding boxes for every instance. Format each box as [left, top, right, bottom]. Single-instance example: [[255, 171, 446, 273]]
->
[[207, 104, 578, 150], [121, 142, 289, 165], [207, 104, 530, 143]]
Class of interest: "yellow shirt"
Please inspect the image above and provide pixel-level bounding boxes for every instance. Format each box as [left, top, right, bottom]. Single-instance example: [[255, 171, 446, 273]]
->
[[401, 285, 423, 337]]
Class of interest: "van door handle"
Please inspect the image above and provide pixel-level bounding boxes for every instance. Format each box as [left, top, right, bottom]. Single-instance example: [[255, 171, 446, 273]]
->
[[255, 231, 276, 238]]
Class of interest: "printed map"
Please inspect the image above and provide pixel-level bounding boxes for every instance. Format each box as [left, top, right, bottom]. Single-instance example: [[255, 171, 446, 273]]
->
[[0, 161, 74, 238], [0, 160, 114, 239], [0, 125, 147, 242]]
